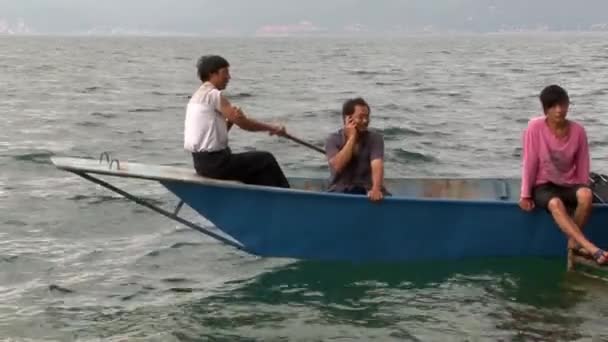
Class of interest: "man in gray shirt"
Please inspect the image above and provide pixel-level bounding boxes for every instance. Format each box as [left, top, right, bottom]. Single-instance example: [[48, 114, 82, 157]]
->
[[324, 97, 387, 202]]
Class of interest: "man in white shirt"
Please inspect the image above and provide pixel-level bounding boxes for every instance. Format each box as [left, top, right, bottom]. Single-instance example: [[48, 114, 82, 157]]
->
[[184, 55, 290, 188]]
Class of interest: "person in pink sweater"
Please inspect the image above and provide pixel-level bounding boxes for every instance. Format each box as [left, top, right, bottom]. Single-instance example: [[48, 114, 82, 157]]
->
[[519, 84, 607, 265]]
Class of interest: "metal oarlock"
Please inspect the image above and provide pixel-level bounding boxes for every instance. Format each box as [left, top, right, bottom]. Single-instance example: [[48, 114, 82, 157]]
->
[[99, 152, 121, 170], [109, 159, 121, 170], [99, 151, 111, 164]]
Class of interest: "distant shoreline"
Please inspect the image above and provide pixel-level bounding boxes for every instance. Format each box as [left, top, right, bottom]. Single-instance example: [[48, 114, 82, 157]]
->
[[2, 30, 608, 39]]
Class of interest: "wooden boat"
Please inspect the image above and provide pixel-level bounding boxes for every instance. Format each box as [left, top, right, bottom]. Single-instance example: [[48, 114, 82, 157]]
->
[[50, 153, 608, 263]]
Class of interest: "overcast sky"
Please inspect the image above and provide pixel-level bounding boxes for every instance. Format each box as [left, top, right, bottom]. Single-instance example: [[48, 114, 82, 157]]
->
[[2, 0, 608, 34]]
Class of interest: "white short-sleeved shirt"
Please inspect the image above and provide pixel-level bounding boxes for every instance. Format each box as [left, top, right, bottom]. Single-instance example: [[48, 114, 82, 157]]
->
[[183, 82, 228, 152]]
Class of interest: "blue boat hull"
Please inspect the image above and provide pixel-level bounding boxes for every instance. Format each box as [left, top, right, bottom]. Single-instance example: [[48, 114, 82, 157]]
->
[[161, 178, 608, 263]]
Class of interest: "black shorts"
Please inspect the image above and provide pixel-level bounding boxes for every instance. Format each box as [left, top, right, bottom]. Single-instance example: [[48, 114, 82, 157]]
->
[[532, 183, 589, 210]]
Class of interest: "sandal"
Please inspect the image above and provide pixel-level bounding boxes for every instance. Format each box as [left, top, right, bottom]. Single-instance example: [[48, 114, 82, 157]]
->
[[592, 248, 608, 265]]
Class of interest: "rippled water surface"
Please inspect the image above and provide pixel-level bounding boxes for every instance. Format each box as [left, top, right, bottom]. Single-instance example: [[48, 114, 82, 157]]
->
[[2, 33, 608, 341]]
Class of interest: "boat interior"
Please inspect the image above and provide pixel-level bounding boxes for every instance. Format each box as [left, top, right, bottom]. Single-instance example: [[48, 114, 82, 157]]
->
[[52, 156, 521, 202], [288, 177, 519, 201]]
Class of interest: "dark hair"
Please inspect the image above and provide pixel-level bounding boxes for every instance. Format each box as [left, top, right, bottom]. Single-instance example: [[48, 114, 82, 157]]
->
[[540, 85, 569, 112], [196, 55, 229, 82], [342, 97, 370, 120]]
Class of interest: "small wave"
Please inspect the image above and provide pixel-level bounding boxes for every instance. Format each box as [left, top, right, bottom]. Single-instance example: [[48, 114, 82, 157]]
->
[[349, 69, 390, 76], [441, 91, 467, 98], [392, 148, 437, 163], [300, 111, 319, 118], [34, 64, 56, 72], [170, 242, 203, 249], [292, 94, 320, 102], [121, 289, 149, 301], [561, 63, 582, 69], [149, 91, 191, 98], [128, 108, 163, 113], [303, 109, 340, 118], [413, 87, 439, 94], [377, 103, 412, 112], [350, 70, 376, 75], [166, 105, 187, 110], [591, 55, 608, 62], [115, 130, 144, 135], [145, 240, 201, 258], [49, 284, 74, 294], [91, 112, 117, 119], [587, 89, 607, 96], [583, 118, 601, 124], [472, 72, 490, 78], [81, 86, 101, 93], [120, 293, 138, 301], [146, 250, 161, 257], [382, 127, 424, 137], [76, 121, 105, 128], [162, 278, 192, 283], [13, 151, 54, 165], [1, 255, 18, 263], [512, 147, 522, 157], [228, 92, 254, 100], [139, 138, 158, 144], [491, 61, 512, 67], [590, 140, 608, 148], [424, 104, 441, 109], [323, 51, 348, 58], [4, 220, 27, 227], [375, 81, 400, 86], [166, 287, 194, 293]]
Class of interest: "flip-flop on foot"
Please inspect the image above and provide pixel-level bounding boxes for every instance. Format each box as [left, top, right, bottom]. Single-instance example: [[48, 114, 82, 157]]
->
[[592, 248, 608, 265]]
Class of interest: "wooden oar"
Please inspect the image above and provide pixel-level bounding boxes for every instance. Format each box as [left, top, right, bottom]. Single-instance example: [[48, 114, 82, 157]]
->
[[283, 132, 325, 155]]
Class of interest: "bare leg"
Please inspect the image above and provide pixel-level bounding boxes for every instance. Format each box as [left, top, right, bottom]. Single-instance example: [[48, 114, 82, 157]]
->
[[568, 187, 593, 254], [573, 187, 593, 229], [548, 197, 607, 263]]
